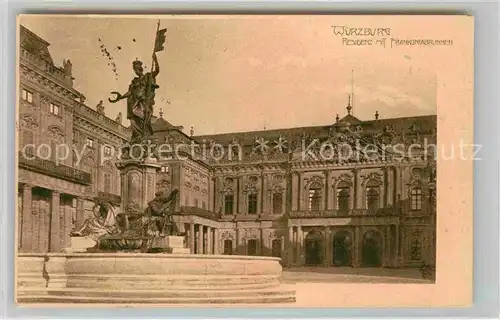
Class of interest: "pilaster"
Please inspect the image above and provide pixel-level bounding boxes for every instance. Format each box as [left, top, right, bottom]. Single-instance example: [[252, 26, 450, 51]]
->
[[20, 184, 33, 252], [50, 191, 61, 252], [197, 225, 204, 254], [189, 223, 195, 253], [291, 172, 299, 211], [326, 171, 334, 210]]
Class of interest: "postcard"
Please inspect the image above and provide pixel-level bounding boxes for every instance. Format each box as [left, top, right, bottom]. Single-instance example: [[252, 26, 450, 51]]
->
[[16, 14, 473, 307]]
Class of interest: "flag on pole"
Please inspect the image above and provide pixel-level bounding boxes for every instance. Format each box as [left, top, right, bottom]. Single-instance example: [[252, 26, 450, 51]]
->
[[154, 28, 167, 52]]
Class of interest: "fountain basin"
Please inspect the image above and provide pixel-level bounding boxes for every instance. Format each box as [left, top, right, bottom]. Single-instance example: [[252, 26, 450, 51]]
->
[[17, 253, 295, 305]]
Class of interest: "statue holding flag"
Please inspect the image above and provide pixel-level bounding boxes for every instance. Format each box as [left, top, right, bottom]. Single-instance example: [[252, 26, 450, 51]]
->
[[109, 21, 167, 144]]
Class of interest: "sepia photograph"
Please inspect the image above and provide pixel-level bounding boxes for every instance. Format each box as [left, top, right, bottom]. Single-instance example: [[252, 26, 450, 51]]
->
[[15, 14, 473, 307]]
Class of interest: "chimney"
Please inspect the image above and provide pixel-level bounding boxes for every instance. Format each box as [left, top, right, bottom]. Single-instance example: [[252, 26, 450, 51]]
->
[[375, 110, 379, 120]]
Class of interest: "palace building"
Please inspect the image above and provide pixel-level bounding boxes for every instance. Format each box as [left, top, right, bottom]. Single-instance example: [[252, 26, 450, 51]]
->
[[18, 25, 437, 268]]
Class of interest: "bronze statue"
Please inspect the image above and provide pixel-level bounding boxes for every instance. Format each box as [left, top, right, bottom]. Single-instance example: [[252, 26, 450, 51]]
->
[[108, 53, 160, 143], [144, 189, 179, 236]]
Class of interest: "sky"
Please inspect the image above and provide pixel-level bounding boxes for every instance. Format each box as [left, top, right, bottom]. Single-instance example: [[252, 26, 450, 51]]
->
[[20, 15, 437, 135]]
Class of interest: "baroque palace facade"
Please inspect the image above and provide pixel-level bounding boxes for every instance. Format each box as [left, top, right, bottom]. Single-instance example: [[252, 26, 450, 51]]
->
[[18, 25, 437, 268]]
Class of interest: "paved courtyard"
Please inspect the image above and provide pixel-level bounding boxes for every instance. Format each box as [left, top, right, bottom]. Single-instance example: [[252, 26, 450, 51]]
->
[[281, 267, 433, 284]]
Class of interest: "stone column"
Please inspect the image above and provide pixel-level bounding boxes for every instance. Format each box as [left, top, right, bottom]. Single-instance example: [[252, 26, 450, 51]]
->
[[324, 228, 330, 267], [20, 184, 33, 252], [50, 191, 61, 252], [353, 226, 361, 267], [296, 226, 303, 266], [197, 225, 204, 254], [189, 223, 195, 254], [383, 225, 390, 267], [291, 173, 299, 211], [207, 227, 212, 254], [393, 225, 400, 267], [214, 228, 220, 254], [287, 227, 294, 266]]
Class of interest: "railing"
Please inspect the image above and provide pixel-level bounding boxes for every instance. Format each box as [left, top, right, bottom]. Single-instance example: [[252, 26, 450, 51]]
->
[[20, 48, 73, 86], [73, 102, 131, 138], [180, 206, 220, 220], [97, 192, 121, 205], [18, 152, 91, 185], [289, 208, 397, 218]]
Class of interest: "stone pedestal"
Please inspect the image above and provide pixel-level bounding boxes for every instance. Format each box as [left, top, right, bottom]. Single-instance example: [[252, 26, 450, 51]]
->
[[152, 235, 190, 254], [115, 157, 161, 213], [64, 236, 96, 253]]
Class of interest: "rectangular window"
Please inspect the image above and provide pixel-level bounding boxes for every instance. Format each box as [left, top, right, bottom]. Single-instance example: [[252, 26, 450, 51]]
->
[[103, 146, 112, 156], [272, 193, 283, 214], [224, 194, 234, 215], [410, 238, 422, 261], [160, 165, 169, 173], [85, 138, 94, 148], [103, 173, 111, 193], [411, 188, 423, 210], [22, 89, 33, 103], [49, 102, 60, 116], [248, 194, 258, 214], [247, 239, 258, 256]]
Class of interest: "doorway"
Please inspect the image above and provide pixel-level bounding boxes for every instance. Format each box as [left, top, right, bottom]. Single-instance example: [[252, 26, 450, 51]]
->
[[332, 230, 352, 266], [305, 230, 324, 266], [362, 230, 383, 267]]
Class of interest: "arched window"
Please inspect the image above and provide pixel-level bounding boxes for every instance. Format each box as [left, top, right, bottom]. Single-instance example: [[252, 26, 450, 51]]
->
[[248, 194, 258, 214], [366, 188, 379, 213], [308, 182, 322, 211], [272, 193, 283, 214], [337, 181, 350, 213], [365, 180, 380, 213], [224, 194, 234, 215], [411, 187, 422, 210]]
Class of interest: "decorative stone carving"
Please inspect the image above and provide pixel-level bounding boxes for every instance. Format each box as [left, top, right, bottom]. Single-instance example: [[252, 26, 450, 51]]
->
[[47, 126, 65, 141], [304, 175, 324, 189], [220, 230, 234, 240], [332, 172, 353, 187], [19, 115, 39, 130], [361, 172, 383, 186], [243, 228, 258, 240]]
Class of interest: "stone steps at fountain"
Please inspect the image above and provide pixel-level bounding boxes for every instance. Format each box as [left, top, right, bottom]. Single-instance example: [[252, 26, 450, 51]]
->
[[17, 253, 296, 305]]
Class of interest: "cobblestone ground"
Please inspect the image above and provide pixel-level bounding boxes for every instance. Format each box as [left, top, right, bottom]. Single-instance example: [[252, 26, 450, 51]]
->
[[281, 267, 433, 283]]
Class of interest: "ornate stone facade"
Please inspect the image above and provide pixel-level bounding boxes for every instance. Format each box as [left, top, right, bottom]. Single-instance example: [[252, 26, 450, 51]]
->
[[17, 26, 436, 269]]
